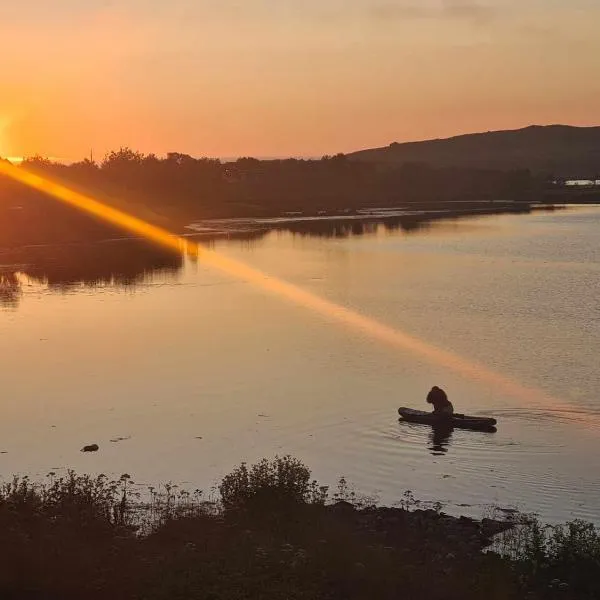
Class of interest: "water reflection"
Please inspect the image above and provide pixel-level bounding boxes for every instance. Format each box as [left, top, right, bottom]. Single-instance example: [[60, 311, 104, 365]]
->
[[0, 272, 21, 308], [428, 425, 454, 456], [1, 214, 432, 309], [0, 206, 533, 310], [189, 203, 533, 241], [189, 214, 436, 241], [0, 240, 183, 309], [282, 216, 433, 238]]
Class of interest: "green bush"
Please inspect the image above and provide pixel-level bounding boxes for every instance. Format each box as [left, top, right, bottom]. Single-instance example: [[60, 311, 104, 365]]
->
[[219, 455, 328, 510]]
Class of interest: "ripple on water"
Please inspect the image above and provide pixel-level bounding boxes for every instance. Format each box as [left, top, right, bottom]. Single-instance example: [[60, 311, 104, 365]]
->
[[491, 406, 600, 427], [338, 407, 600, 523]]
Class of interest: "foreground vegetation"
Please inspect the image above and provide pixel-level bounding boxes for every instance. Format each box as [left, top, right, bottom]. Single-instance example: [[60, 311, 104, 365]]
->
[[1, 456, 598, 599]]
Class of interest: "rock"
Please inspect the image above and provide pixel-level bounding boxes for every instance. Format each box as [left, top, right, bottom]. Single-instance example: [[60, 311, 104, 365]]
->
[[81, 444, 99, 452]]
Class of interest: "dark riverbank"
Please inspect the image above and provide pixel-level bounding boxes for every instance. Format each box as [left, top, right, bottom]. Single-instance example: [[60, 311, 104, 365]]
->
[[1, 457, 598, 600], [543, 188, 600, 204], [0, 152, 563, 237], [1, 151, 582, 252], [0, 182, 557, 249]]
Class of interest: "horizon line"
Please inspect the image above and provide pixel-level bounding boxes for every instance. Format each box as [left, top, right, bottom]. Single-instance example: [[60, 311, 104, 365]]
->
[[3, 121, 599, 165]]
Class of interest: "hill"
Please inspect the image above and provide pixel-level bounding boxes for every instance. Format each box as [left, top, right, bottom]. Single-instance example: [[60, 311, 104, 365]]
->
[[347, 125, 600, 176]]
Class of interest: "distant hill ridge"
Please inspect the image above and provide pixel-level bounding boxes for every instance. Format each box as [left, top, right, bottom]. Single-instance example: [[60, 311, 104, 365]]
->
[[347, 125, 600, 176]]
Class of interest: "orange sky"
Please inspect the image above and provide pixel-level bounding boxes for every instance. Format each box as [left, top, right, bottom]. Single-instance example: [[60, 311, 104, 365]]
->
[[0, 1, 598, 160]]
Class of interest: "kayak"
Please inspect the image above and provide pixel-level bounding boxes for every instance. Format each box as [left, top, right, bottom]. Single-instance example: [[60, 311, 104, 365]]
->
[[398, 407, 497, 432]]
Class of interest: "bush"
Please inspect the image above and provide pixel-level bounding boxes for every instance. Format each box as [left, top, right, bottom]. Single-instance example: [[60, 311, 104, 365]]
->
[[509, 518, 600, 598], [219, 455, 328, 511], [0, 471, 137, 532]]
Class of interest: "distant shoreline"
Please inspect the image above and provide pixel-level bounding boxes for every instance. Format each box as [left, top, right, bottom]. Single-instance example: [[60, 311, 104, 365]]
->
[[3, 144, 599, 250], [181, 202, 567, 239]]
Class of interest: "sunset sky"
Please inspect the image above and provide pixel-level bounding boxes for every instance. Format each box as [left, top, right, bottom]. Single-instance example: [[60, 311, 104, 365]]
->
[[0, 0, 598, 160]]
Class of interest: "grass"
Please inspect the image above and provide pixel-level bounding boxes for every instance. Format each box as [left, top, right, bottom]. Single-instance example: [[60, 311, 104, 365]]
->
[[0, 457, 597, 599]]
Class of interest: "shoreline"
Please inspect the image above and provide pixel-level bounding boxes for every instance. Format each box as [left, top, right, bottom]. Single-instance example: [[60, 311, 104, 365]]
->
[[2, 460, 597, 599], [182, 202, 566, 239]]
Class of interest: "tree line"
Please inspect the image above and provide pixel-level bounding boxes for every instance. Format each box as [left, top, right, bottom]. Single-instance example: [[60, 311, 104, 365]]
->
[[1, 149, 543, 225]]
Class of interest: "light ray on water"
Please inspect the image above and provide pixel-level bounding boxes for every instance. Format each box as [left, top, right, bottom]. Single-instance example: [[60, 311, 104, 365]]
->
[[0, 160, 584, 417]]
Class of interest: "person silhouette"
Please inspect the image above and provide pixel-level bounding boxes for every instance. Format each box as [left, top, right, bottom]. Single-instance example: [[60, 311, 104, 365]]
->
[[426, 386, 454, 419]]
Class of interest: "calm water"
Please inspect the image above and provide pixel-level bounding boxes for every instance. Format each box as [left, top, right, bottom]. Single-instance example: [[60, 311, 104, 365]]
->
[[1, 207, 599, 523]]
